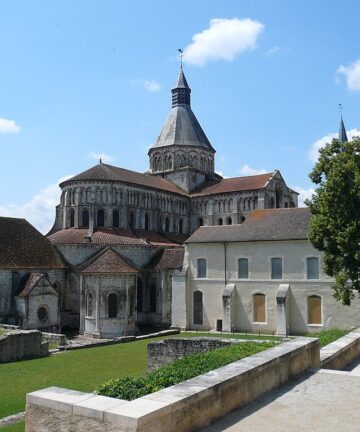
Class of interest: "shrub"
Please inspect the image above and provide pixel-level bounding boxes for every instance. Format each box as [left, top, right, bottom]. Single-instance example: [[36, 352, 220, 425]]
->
[[95, 341, 275, 400]]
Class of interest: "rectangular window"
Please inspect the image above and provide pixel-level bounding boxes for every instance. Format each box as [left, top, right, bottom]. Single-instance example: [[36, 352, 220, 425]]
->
[[197, 258, 207, 278], [307, 257, 319, 279], [271, 258, 283, 279], [238, 258, 249, 279], [253, 294, 266, 323], [308, 296, 322, 325]]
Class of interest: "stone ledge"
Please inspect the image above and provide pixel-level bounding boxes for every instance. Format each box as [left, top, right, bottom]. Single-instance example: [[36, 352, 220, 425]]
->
[[320, 328, 360, 370]]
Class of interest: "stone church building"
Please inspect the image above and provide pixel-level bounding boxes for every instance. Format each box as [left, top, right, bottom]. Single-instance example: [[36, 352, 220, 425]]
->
[[0, 67, 303, 337]]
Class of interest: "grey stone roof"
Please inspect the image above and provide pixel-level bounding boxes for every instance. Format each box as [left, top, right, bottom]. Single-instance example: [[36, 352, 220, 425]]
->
[[174, 67, 190, 89], [150, 105, 215, 151], [185, 208, 311, 243], [339, 116, 348, 143]]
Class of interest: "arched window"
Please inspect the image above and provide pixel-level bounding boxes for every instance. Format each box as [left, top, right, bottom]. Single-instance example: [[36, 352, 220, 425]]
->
[[193, 291, 203, 325], [253, 294, 266, 323], [218, 218, 223, 225], [82, 209, 89, 228], [308, 295, 322, 325], [276, 186, 282, 208], [284, 202, 288, 208], [150, 284, 157, 313], [226, 217, 232, 225], [270, 197, 275, 209], [179, 218, 183, 234], [69, 208, 75, 227], [198, 217, 204, 227], [129, 211, 135, 228], [86, 292, 93, 317], [165, 216, 170, 232], [128, 286, 135, 317], [97, 209, 105, 227], [144, 213, 149, 230], [108, 293, 118, 318], [137, 279, 143, 312], [113, 209, 120, 228]]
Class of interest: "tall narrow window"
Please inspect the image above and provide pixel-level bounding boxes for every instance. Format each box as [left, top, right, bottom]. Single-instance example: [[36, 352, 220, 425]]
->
[[86, 292, 93, 317], [128, 286, 135, 317], [226, 217, 232, 225], [150, 284, 157, 313], [137, 279, 143, 313], [97, 209, 105, 227], [113, 209, 120, 228], [276, 188, 281, 208], [129, 211, 135, 228], [165, 216, 170, 232], [193, 291, 203, 325], [198, 217, 204, 227], [82, 209, 89, 228], [144, 213, 149, 230], [308, 295, 322, 325], [271, 258, 283, 279], [197, 258, 207, 278], [179, 218, 183, 234], [307, 257, 319, 279], [253, 294, 266, 323], [69, 208, 75, 227], [108, 293, 118, 318], [238, 258, 249, 279], [218, 218, 223, 225]]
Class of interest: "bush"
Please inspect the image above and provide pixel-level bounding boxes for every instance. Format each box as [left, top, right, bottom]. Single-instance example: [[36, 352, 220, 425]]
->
[[95, 341, 275, 400]]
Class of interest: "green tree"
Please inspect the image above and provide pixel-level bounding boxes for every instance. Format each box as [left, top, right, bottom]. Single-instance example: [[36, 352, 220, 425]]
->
[[306, 136, 360, 305]]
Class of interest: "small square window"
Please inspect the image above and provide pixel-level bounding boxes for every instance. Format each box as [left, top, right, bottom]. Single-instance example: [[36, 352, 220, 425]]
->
[[238, 258, 249, 279], [271, 258, 282, 279], [197, 258, 207, 278]]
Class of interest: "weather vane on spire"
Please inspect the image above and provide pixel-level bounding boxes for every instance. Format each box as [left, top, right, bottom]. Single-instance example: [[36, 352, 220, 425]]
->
[[178, 49, 184, 68], [339, 103, 343, 114]]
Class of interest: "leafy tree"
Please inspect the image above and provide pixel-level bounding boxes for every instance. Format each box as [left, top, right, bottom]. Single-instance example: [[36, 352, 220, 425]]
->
[[306, 136, 360, 305]]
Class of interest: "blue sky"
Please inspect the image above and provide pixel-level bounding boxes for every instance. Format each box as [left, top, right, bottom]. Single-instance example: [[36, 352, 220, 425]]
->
[[0, 0, 359, 232]]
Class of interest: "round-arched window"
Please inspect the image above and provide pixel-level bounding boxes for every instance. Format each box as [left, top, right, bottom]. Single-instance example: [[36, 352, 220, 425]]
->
[[37, 307, 48, 322]]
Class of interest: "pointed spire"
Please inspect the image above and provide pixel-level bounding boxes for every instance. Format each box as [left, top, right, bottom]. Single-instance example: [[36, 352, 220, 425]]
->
[[172, 53, 191, 107], [339, 116, 348, 143]]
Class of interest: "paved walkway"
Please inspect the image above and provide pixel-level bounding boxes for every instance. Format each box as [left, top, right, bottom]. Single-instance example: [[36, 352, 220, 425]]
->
[[200, 369, 360, 432]]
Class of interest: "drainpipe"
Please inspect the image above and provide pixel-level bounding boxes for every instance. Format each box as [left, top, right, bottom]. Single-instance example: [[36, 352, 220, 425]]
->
[[223, 242, 227, 286]]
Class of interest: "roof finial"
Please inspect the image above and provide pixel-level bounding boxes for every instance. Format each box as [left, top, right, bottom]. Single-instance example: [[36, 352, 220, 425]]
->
[[178, 48, 183, 69], [100, 158, 102, 164], [339, 103, 343, 114]]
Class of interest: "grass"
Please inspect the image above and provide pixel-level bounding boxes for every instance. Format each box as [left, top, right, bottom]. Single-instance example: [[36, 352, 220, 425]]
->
[[306, 328, 350, 347], [180, 331, 282, 341], [0, 329, 6, 336], [0, 336, 169, 420], [0, 422, 24, 432]]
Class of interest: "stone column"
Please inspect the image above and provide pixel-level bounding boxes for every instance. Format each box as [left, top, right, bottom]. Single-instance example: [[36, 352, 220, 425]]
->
[[222, 284, 235, 332], [276, 284, 290, 336], [171, 266, 188, 329], [79, 274, 85, 333]]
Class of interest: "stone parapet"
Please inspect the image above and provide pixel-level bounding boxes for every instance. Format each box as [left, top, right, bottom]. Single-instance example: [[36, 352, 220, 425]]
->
[[0, 330, 48, 363], [25, 337, 319, 432]]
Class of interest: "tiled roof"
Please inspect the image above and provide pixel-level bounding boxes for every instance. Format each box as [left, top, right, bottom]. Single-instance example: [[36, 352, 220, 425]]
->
[[16, 273, 46, 298], [134, 230, 187, 247], [0, 217, 66, 269], [192, 172, 275, 196], [81, 248, 138, 274], [60, 163, 187, 195], [145, 248, 184, 270], [48, 228, 184, 247], [186, 208, 311, 243]]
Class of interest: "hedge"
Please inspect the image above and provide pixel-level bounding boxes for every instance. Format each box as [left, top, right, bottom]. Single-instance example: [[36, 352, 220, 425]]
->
[[95, 341, 276, 400]]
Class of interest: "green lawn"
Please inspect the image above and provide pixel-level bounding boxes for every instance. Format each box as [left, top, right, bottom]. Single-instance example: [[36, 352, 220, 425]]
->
[[0, 336, 168, 420], [307, 328, 350, 347], [0, 329, 6, 336], [0, 422, 24, 432], [180, 331, 282, 341]]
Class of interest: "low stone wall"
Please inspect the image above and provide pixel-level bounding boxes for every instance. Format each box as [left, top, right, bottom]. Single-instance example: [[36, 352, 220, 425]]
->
[[0, 324, 20, 331], [25, 337, 319, 432], [148, 337, 242, 371], [320, 328, 360, 370], [0, 330, 48, 363], [42, 332, 67, 347]]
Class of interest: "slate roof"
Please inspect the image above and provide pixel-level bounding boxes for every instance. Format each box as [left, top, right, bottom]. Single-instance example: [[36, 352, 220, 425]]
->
[[0, 217, 66, 269], [16, 273, 48, 298], [192, 172, 275, 196], [81, 248, 138, 274], [185, 208, 311, 243], [174, 67, 190, 89], [48, 228, 184, 247], [145, 248, 184, 270], [60, 163, 187, 195]]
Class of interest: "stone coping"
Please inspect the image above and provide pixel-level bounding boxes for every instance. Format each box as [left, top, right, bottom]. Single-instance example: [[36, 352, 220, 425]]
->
[[26, 337, 319, 432], [320, 327, 360, 369]]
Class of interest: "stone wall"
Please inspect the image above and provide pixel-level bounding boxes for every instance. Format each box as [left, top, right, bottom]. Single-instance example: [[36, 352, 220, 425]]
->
[[147, 337, 241, 371], [0, 330, 48, 363], [25, 337, 319, 432], [320, 328, 360, 370], [42, 332, 67, 347]]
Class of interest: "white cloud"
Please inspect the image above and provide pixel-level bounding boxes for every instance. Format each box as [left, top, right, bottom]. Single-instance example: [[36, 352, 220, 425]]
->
[[183, 18, 264, 66], [130, 78, 161, 92], [337, 59, 360, 91], [0, 175, 73, 234], [239, 164, 267, 176], [0, 118, 20, 134], [292, 186, 316, 207], [265, 46, 288, 58], [215, 170, 229, 179], [88, 152, 114, 163], [144, 80, 161, 92], [309, 128, 360, 163]]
